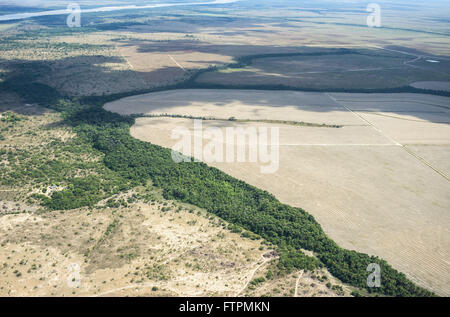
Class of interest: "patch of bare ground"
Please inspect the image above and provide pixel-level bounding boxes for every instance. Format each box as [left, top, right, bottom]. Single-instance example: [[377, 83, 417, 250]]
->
[[115, 40, 233, 88]]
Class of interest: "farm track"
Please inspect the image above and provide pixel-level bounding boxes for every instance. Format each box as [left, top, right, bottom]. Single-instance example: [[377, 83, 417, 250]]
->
[[294, 270, 304, 297], [235, 254, 276, 297]]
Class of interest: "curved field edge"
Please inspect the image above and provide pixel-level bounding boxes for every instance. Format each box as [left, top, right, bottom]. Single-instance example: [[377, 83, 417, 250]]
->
[[0, 56, 440, 298], [64, 102, 435, 297]]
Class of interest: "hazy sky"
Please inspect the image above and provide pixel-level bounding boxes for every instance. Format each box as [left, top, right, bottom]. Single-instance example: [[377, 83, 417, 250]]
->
[[1, 1, 449, 19], [0, 0, 188, 6], [1, 0, 450, 7], [0, 0, 239, 21]]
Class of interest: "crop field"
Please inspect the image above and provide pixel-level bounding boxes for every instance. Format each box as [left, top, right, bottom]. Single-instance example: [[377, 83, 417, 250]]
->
[[105, 89, 450, 295]]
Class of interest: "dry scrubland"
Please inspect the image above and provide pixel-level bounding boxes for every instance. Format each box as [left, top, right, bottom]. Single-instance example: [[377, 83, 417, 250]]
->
[[0, 201, 262, 297], [0, 33, 148, 96], [0, 202, 348, 297], [105, 89, 450, 296]]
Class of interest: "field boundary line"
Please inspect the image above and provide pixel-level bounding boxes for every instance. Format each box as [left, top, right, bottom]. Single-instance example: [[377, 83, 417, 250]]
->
[[115, 45, 149, 87], [326, 93, 402, 146], [403, 146, 450, 181], [327, 93, 449, 181], [331, 99, 450, 111], [168, 55, 186, 72], [356, 111, 450, 123], [367, 44, 423, 69], [367, 45, 419, 57], [116, 47, 135, 71]]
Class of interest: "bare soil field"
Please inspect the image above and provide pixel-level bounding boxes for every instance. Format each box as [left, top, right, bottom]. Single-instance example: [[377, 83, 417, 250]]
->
[[405, 145, 450, 177], [105, 89, 450, 295], [115, 37, 234, 88]]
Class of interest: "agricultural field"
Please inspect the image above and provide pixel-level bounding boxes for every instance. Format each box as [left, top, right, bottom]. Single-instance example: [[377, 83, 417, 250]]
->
[[105, 89, 450, 296]]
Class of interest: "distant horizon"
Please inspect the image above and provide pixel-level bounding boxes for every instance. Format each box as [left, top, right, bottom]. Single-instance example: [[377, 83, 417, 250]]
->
[[0, 0, 239, 22]]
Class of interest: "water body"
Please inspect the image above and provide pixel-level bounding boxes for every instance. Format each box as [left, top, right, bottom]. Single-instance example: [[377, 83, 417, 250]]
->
[[0, 0, 239, 22]]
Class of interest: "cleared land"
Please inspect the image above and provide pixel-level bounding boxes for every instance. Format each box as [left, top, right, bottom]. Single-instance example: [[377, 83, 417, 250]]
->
[[105, 89, 450, 296]]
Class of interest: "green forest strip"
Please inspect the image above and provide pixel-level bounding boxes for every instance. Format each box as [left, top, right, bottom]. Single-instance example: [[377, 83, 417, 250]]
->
[[0, 51, 440, 297], [140, 113, 342, 128]]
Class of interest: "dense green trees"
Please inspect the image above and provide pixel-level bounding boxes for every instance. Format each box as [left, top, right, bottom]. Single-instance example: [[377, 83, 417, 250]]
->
[[42, 176, 102, 210], [43, 101, 431, 297]]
